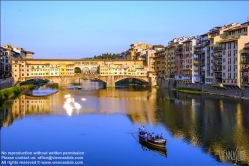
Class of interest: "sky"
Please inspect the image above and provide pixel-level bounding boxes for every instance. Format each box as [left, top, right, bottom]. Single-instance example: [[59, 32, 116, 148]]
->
[[1, 1, 249, 59]]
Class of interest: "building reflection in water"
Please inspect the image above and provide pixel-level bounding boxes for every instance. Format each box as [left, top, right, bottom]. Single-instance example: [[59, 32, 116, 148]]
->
[[0, 88, 248, 165], [156, 89, 249, 165], [0, 95, 52, 128]]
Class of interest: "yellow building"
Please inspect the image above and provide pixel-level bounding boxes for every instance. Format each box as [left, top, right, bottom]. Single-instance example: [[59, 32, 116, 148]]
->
[[59, 63, 66, 76], [126, 42, 152, 60], [154, 49, 166, 78]]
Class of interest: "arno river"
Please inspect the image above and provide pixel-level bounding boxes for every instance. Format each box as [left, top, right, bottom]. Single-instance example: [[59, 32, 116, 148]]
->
[[1, 87, 249, 166]]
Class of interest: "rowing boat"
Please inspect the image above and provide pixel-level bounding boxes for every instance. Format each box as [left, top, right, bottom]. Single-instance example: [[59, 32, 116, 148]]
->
[[138, 132, 166, 148]]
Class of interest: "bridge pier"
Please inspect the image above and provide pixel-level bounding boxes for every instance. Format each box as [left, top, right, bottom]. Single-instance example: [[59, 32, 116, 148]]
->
[[106, 76, 115, 88], [149, 77, 157, 87], [58, 77, 69, 89]]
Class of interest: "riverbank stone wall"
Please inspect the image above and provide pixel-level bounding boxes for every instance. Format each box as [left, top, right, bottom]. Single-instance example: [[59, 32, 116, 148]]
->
[[156, 78, 249, 99], [0, 78, 13, 90]]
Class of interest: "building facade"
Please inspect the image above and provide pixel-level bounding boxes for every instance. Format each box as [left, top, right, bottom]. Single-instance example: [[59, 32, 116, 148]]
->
[[126, 42, 152, 60], [205, 22, 249, 88], [1, 44, 34, 79]]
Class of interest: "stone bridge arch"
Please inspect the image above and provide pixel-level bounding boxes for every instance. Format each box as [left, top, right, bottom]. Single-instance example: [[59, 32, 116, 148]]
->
[[82, 67, 90, 74], [69, 75, 107, 84], [114, 76, 149, 84]]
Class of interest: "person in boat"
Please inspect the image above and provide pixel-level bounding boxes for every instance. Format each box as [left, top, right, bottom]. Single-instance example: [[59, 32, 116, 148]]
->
[[151, 132, 155, 140], [139, 128, 145, 135], [147, 134, 151, 140], [139, 128, 141, 135], [144, 132, 148, 139], [160, 133, 163, 139], [142, 126, 145, 132]]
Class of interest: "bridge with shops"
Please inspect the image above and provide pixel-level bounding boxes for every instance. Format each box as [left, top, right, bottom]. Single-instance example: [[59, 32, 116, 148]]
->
[[11, 59, 156, 88]]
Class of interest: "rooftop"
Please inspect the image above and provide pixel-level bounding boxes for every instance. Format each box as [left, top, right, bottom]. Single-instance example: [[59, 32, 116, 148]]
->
[[223, 25, 248, 32], [11, 58, 145, 62], [200, 33, 208, 37]]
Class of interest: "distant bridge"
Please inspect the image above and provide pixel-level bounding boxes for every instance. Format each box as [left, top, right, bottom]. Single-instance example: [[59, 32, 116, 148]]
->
[[11, 58, 157, 88]]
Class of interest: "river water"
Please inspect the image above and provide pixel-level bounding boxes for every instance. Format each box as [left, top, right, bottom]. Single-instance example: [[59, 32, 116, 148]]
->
[[1, 87, 249, 166]]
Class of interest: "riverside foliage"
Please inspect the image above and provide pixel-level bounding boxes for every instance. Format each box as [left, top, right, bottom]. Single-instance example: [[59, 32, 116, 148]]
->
[[0, 85, 34, 103]]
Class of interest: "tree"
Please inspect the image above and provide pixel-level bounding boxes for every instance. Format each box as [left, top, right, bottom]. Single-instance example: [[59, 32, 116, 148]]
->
[[74, 67, 81, 74]]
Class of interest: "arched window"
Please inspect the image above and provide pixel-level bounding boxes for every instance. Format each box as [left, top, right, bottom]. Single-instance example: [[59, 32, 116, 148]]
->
[[82, 67, 90, 74]]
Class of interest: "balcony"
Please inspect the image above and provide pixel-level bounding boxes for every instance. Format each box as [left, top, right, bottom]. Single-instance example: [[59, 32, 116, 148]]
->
[[182, 68, 192, 71], [194, 44, 202, 48], [194, 50, 201, 54], [202, 38, 209, 41], [244, 43, 249, 49], [241, 52, 249, 56], [241, 59, 249, 64], [242, 74, 249, 78], [241, 68, 249, 72], [205, 42, 210, 47], [213, 60, 222, 65], [213, 68, 222, 72], [185, 51, 190, 55], [214, 74, 222, 78], [223, 79, 237, 85], [213, 54, 222, 59], [213, 47, 225, 52], [175, 51, 182, 55], [193, 63, 199, 67], [175, 47, 183, 51]]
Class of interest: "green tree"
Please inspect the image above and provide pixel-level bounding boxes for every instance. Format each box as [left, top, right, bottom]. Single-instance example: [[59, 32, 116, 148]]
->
[[74, 67, 81, 74]]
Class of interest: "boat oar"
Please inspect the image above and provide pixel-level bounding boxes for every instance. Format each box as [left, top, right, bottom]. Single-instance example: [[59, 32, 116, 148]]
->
[[127, 131, 138, 134], [127, 132, 139, 142], [131, 133, 139, 142]]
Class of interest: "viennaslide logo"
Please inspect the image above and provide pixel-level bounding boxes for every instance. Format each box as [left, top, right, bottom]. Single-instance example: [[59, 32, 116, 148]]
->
[[219, 147, 247, 164]]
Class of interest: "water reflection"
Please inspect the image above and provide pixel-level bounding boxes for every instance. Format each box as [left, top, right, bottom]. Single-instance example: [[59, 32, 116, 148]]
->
[[139, 140, 167, 157], [63, 94, 82, 116], [0, 88, 248, 165], [69, 79, 104, 89], [156, 89, 249, 165]]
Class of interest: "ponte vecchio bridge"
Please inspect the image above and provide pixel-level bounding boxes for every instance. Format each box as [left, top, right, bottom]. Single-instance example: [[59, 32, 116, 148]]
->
[[11, 59, 156, 88]]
